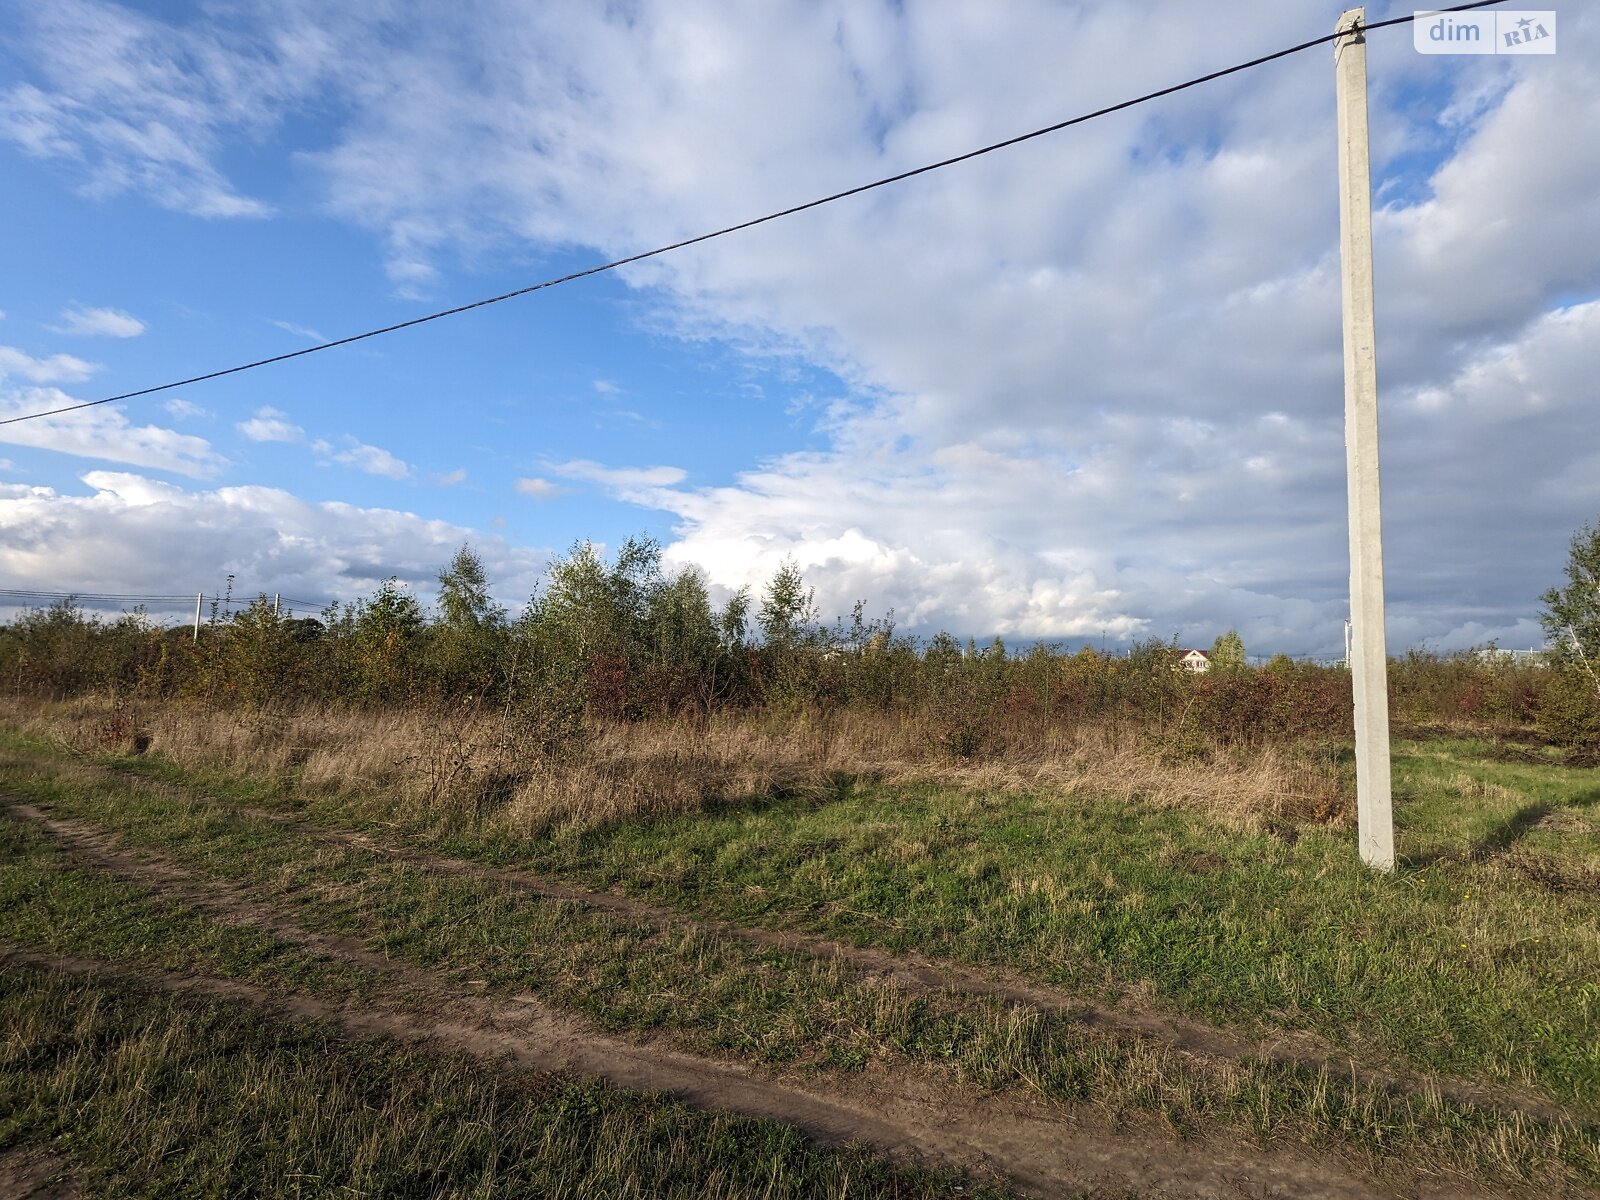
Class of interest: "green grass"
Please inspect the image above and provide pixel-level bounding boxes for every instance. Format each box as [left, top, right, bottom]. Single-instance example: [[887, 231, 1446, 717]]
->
[[0, 966, 1008, 1200], [2, 730, 1597, 1191], [126, 731, 1596, 1112], [524, 776, 1600, 1107], [0, 814, 384, 1001], [1391, 737, 1600, 868]]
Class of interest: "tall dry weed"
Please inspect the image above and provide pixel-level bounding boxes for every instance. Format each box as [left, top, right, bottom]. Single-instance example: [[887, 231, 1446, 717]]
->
[[1, 696, 1348, 836]]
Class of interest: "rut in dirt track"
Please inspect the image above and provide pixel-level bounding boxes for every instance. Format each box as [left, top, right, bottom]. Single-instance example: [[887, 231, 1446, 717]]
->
[[2, 798, 1483, 1200], [232, 798, 1574, 1125], [0, 935, 1466, 1200], [3, 758, 1578, 1129]]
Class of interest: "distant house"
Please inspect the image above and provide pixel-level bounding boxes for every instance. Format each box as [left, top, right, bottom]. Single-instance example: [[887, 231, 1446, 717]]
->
[[1473, 647, 1550, 668], [1176, 648, 1210, 673]]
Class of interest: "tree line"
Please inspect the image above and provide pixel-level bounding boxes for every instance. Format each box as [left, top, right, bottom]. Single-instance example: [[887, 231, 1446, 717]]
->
[[3, 529, 1597, 754]]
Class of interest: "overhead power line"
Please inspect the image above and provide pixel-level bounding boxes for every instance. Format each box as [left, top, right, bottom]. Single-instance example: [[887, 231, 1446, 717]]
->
[[0, 589, 195, 602], [0, 0, 1505, 429], [0, 588, 334, 609]]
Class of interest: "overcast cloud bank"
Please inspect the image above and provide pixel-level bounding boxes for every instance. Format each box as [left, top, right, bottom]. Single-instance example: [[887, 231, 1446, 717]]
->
[[1, 2, 1596, 655]]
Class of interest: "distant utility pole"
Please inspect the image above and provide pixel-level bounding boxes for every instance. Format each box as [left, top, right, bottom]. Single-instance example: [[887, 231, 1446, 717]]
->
[[193, 592, 203, 643], [1335, 7, 1395, 873]]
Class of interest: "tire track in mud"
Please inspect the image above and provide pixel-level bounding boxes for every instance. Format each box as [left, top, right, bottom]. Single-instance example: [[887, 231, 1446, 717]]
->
[[1, 751, 1577, 1130], [233, 801, 1577, 1127], [3, 798, 1474, 1200], [0, 936, 1452, 1200]]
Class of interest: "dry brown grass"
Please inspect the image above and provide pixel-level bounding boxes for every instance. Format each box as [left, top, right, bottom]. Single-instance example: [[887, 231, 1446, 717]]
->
[[0, 695, 1348, 836]]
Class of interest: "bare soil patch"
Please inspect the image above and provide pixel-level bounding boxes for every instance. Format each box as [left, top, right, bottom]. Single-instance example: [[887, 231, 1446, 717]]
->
[[1506, 847, 1600, 896], [6, 799, 1522, 1199], [229, 800, 1576, 1125], [0, 1149, 82, 1200], [1, 940, 1476, 1200], [6, 784, 1578, 1130]]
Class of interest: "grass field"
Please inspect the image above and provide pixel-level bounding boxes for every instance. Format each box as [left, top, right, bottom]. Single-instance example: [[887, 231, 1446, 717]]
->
[[2, 712, 1597, 1198]]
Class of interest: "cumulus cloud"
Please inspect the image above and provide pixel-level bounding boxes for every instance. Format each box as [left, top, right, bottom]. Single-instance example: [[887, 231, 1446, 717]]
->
[[314, 437, 411, 480], [630, 300, 1600, 652], [163, 397, 209, 420], [51, 305, 145, 338], [0, 389, 226, 477], [0, 345, 97, 385], [3, 2, 1598, 651], [553, 460, 687, 489], [514, 476, 560, 500], [241, 418, 409, 479], [0, 470, 548, 613], [236, 405, 304, 443]]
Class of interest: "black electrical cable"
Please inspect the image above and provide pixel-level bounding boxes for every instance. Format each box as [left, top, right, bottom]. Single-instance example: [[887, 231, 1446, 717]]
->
[[0, 588, 336, 607], [0, 0, 1506, 429]]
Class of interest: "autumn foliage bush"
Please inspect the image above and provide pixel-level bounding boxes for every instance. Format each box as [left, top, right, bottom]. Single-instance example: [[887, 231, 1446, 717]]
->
[[0, 538, 1572, 752]]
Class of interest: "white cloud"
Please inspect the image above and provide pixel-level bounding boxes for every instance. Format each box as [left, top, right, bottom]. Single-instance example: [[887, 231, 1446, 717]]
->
[[3, 3, 1598, 651], [316, 437, 411, 480], [592, 379, 621, 395], [0, 345, 97, 385], [514, 476, 560, 500], [51, 305, 145, 338], [0, 389, 226, 478], [0, 470, 548, 612], [435, 467, 468, 486], [552, 460, 686, 489], [633, 301, 1600, 651], [236, 405, 304, 443], [270, 318, 328, 343], [163, 397, 209, 420], [0, 0, 305, 219]]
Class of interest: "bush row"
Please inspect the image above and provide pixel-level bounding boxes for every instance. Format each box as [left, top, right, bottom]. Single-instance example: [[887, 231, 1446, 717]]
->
[[2, 539, 1591, 748]]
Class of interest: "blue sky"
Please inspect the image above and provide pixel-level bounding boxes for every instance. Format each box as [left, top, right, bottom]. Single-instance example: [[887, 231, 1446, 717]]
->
[[2, 2, 1597, 655], [0, 131, 840, 571]]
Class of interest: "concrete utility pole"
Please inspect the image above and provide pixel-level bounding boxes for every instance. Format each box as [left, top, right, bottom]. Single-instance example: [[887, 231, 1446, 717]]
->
[[1334, 7, 1395, 872], [193, 592, 203, 643]]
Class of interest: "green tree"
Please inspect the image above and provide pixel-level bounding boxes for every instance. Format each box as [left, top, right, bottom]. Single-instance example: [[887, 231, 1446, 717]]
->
[[2, 599, 98, 696], [1210, 629, 1247, 670], [518, 537, 672, 717], [638, 565, 724, 710], [1541, 518, 1600, 691], [221, 596, 299, 706], [437, 544, 504, 633], [350, 578, 425, 702], [1538, 520, 1600, 748], [718, 587, 750, 652], [753, 558, 818, 705], [431, 544, 507, 695], [757, 557, 815, 649]]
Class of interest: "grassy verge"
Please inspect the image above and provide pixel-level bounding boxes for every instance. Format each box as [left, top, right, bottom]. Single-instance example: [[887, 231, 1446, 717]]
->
[[503, 745, 1600, 1110], [0, 813, 384, 1002], [72, 727, 1597, 1111], [0, 966, 1006, 1199], [1391, 738, 1600, 874], [2, 731, 1597, 1192]]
